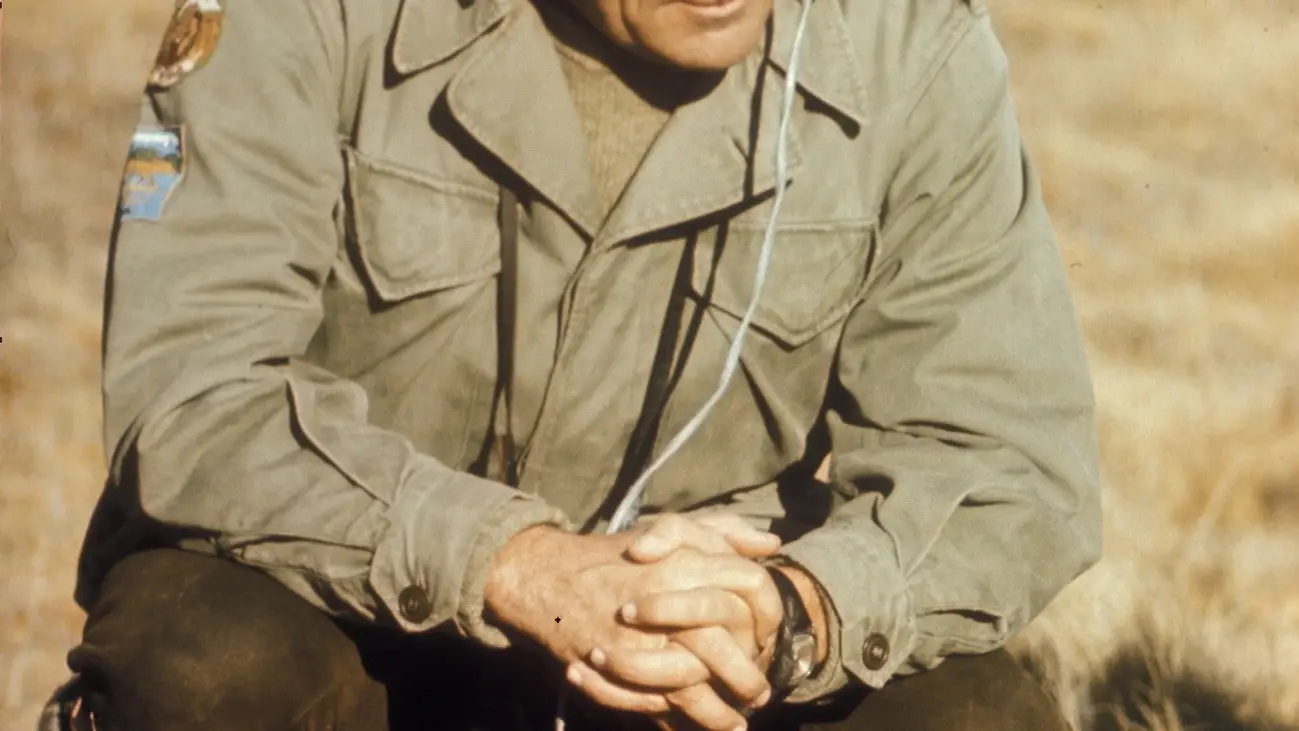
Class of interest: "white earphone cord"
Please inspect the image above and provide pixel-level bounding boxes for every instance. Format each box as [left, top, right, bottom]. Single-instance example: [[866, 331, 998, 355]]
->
[[555, 2, 816, 728]]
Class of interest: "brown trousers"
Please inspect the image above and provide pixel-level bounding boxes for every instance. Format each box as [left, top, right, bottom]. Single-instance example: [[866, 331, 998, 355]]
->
[[67, 549, 1069, 731]]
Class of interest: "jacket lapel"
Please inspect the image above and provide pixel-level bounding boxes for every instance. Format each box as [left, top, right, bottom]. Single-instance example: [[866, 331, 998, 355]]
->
[[599, 0, 872, 246], [767, 0, 870, 131], [599, 49, 803, 247], [394, 0, 604, 238], [386, 0, 872, 244], [390, 0, 510, 76]]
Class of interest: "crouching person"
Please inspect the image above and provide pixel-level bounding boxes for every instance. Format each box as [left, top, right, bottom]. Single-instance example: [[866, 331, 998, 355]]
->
[[51, 0, 1101, 728]]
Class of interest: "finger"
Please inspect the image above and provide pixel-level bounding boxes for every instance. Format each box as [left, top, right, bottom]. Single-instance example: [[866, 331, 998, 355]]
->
[[631, 514, 781, 563], [654, 709, 695, 731], [566, 661, 671, 715], [672, 627, 771, 708], [692, 513, 782, 558], [656, 708, 704, 731], [590, 643, 712, 689], [622, 587, 754, 640], [629, 515, 733, 563], [666, 682, 749, 731], [647, 554, 785, 647]]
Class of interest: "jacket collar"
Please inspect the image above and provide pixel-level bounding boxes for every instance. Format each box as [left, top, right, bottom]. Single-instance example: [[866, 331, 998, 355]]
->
[[390, 0, 512, 76], [766, 0, 869, 130], [390, 0, 871, 240]]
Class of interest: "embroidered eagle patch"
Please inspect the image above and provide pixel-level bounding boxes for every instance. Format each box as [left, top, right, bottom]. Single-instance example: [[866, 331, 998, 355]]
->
[[148, 0, 226, 90]]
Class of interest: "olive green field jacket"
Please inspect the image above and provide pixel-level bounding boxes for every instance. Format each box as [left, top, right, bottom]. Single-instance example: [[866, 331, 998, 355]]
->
[[80, 0, 1101, 703]]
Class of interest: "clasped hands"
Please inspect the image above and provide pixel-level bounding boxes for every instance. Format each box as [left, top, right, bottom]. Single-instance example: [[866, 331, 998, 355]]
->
[[484, 513, 790, 731]]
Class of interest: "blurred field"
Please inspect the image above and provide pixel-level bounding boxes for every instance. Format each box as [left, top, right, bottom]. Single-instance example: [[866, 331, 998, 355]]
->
[[3, 1, 1299, 730]]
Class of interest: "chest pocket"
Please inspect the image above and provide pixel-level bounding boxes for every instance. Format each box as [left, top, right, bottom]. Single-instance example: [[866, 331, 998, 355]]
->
[[344, 149, 502, 303], [689, 220, 878, 349]]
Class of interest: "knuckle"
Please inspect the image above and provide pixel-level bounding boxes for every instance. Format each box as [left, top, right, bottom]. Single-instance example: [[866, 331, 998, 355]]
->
[[716, 513, 750, 532], [580, 684, 616, 708], [715, 707, 747, 731], [670, 685, 730, 725], [660, 514, 691, 534], [704, 624, 736, 649], [760, 588, 780, 611], [726, 588, 753, 615], [664, 687, 692, 706], [760, 590, 781, 616], [733, 686, 764, 707], [637, 514, 663, 529], [694, 511, 729, 528], [627, 699, 663, 714], [622, 689, 669, 713], [683, 628, 721, 658], [603, 649, 641, 675], [738, 674, 770, 702], [632, 595, 663, 620]]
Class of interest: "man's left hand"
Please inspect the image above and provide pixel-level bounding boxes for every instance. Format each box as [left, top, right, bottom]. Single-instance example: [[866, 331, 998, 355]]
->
[[565, 513, 791, 727]]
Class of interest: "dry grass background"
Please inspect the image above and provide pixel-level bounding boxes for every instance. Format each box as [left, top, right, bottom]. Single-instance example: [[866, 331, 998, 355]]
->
[[2, 0, 1298, 729]]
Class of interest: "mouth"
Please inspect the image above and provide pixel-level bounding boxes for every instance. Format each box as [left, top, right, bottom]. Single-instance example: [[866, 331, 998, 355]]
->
[[674, 0, 746, 20]]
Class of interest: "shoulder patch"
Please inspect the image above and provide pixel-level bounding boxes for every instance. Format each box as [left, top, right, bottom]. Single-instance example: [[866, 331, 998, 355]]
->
[[148, 0, 226, 90], [119, 126, 186, 222]]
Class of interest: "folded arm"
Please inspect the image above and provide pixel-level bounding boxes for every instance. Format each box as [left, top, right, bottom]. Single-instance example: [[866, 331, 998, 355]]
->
[[99, 0, 568, 645], [776, 11, 1102, 702]]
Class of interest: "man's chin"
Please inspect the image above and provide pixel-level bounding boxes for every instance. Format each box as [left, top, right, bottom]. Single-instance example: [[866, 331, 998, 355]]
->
[[634, 31, 766, 72], [627, 2, 770, 71]]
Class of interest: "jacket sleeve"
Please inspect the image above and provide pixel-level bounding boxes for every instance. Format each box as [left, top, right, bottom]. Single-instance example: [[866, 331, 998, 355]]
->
[[100, 0, 570, 645], [777, 10, 1102, 700]]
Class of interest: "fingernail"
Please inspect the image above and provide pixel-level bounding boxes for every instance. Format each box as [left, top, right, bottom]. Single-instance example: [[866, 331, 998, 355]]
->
[[620, 603, 638, 622], [753, 689, 772, 708], [566, 664, 583, 686], [589, 648, 607, 667], [732, 725, 746, 731]]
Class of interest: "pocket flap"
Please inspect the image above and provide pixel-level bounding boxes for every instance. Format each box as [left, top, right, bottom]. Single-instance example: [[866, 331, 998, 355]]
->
[[347, 150, 501, 303], [690, 220, 877, 348]]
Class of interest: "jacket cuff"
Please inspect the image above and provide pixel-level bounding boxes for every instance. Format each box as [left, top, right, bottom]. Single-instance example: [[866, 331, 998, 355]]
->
[[369, 461, 572, 643], [778, 522, 918, 690], [457, 494, 575, 647], [761, 554, 847, 705]]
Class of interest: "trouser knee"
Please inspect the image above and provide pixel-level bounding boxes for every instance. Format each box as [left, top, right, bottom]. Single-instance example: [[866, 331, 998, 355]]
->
[[768, 650, 1068, 731], [68, 549, 386, 731]]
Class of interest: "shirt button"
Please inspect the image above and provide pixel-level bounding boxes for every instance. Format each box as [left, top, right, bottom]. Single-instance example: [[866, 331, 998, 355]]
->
[[862, 633, 890, 671], [397, 586, 432, 623]]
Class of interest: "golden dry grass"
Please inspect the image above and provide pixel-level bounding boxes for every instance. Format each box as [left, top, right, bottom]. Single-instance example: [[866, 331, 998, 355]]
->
[[2, 1, 1298, 730]]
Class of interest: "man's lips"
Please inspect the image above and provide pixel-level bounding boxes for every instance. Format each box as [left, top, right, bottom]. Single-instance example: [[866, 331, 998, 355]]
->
[[674, 0, 745, 17]]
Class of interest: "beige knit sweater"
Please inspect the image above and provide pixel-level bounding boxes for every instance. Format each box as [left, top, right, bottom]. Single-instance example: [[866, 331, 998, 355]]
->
[[536, 1, 714, 220]]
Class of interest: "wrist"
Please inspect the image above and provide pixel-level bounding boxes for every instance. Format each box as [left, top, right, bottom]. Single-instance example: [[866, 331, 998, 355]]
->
[[775, 566, 830, 665], [484, 524, 570, 631]]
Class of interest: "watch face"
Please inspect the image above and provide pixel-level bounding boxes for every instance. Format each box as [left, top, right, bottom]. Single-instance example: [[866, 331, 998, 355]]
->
[[790, 633, 817, 679]]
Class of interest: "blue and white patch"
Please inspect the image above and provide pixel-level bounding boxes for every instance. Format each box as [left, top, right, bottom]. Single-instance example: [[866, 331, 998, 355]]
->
[[119, 125, 186, 222]]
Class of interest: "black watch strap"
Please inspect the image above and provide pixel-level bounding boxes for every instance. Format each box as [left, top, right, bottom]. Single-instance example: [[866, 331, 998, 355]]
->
[[764, 566, 817, 699]]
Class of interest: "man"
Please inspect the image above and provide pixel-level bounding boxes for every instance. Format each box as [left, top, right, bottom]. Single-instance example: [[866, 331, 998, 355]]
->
[[50, 0, 1101, 728]]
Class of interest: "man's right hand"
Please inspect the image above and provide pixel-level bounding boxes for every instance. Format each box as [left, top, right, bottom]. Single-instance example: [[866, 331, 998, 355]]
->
[[484, 524, 672, 699]]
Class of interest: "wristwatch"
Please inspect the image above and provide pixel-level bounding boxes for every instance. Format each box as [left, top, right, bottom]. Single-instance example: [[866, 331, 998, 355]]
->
[[764, 566, 819, 700]]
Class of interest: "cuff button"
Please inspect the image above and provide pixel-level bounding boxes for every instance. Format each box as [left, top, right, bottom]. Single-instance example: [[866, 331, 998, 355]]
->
[[862, 633, 890, 671], [398, 586, 432, 623]]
